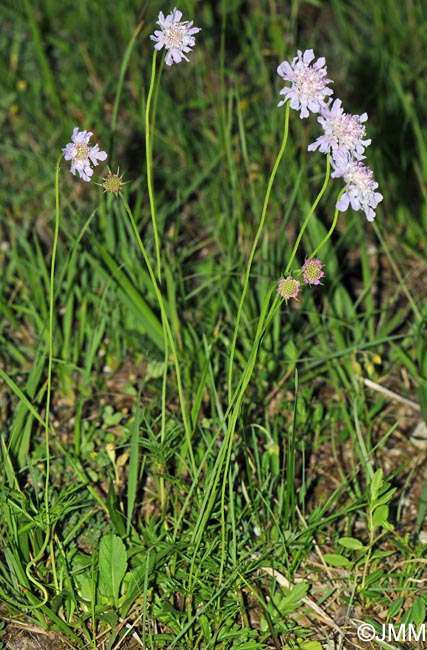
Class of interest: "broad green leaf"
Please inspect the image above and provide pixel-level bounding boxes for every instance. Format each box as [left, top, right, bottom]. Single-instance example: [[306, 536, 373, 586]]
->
[[71, 552, 93, 602], [97, 611, 119, 628], [370, 549, 395, 560], [388, 596, 404, 618], [338, 537, 365, 551], [409, 596, 426, 626], [323, 553, 352, 568], [276, 582, 309, 615], [98, 534, 127, 605], [371, 487, 397, 508], [369, 468, 384, 503], [372, 504, 390, 528], [290, 581, 309, 601]]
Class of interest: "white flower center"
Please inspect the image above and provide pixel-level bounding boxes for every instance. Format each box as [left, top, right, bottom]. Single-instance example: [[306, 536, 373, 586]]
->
[[165, 24, 186, 49], [332, 115, 364, 146], [346, 164, 376, 204], [296, 68, 325, 100]]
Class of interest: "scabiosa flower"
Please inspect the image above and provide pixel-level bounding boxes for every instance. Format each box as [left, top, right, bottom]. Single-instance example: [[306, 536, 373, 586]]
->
[[277, 276, 301, 301], [331, 156, 383, 222], [301, 258, 325, 285], [62, 128, 107, 182], [308, 99, 371, 161], [277, 49, 333, 119], [150, 7, 201, 66]]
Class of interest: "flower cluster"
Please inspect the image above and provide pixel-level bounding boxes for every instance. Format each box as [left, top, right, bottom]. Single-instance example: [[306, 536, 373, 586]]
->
[[62, 9, 202, 183], [277, 49, 382, 221], [277, 258, 325, 303], [150, 7, 201, 66]]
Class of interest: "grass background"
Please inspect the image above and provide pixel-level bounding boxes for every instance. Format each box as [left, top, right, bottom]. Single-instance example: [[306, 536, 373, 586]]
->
[[1, 0, 427, 648]]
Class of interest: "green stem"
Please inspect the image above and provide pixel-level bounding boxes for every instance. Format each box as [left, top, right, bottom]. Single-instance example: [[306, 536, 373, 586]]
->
[[121, 197, 196, 476], [191, 285, 280, 579], [25, 154, 62, 607], [46, 156, 62, 518], [219, 286, 280, 582], [284, 153, 331, 274], [145, 51, 162, 281], [310, 202, 340, 259], [47, 156, 62, 486], [227, 103, 290, 399]]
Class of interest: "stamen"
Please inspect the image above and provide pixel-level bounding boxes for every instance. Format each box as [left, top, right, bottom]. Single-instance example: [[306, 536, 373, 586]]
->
[[75, 143, 89, 161]]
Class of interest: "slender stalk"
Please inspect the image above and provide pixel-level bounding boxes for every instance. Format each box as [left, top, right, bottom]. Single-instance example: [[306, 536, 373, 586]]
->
[[310, 201, 341, 259], [145, 51, 162, 281], [227, 103, 290, 399], [191, 285, 280, 577], [219, 286, 280, 581], [284, 153, 331, 274], [160, 330, 169, 514], [46, 156, 62, 521], [201, 146, 335, 583], [121, 196, 196, 476], [25, 154, 62, 607]]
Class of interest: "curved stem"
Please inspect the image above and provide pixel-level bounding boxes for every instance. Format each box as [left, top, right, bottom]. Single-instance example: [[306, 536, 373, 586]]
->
[[46, 155, 62, 516], [310, 204, 340, 259], [145, 50, 162, 281], [284, 153, 331, 274], [227, 103, 290, 399], [121, 196, 196, 476], [25, 154, 62, 608], [309, 187, 345, 259], [191, 284, 281, 586]]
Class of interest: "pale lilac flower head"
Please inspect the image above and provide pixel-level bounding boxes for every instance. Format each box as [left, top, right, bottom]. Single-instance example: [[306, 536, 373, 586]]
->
[[277, 276, 301, 301], [277, 49, 333, 119], [331, 155, 383, 222], [308, 99, 371, 161], [150, 7, 201, 66], [301, 258, 325, 285], [62, 128, 107, 182]]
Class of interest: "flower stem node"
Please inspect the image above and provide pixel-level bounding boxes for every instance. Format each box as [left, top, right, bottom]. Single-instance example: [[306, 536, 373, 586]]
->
[[301, 258, 325, 285], [277, 276, 301, 302]]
